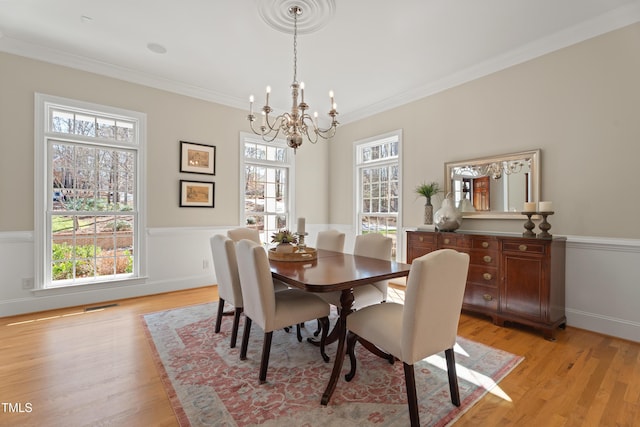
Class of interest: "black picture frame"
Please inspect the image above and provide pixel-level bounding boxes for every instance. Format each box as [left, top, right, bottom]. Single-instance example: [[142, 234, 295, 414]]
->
[[179, 180, 215, 208], [180, 141, 216, 175]]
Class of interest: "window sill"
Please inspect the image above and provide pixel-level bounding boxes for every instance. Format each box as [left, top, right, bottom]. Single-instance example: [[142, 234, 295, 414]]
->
[[31, 276, 149, 296]]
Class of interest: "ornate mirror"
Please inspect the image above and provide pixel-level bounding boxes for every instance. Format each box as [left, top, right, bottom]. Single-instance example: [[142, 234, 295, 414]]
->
[[444, 149, 540, 219]]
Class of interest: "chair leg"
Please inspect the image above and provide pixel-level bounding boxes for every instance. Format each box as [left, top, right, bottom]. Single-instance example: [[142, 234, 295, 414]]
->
[[230, 307, 242, 348], [318, 316, 330, 362], [313, 318, 321, 337], [445, 348, 461, 406], [403, 362, 420, 427], [215, 298, 225, 333], [240, 317, 252, 360], [259, 331, 273, 384], [296, 322, 303, 342], [344, 331, 359, 381]]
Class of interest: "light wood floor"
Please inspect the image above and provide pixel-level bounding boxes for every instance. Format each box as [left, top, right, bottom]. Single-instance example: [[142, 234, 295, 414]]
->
[[1, 286, 638, 426]]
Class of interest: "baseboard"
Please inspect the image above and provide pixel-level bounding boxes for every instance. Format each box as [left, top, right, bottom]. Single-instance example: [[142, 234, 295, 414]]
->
[[566, 308, 640, 343]]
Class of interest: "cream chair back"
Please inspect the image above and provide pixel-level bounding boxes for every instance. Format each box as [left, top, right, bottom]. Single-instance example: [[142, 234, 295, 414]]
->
[[227, 227, 261, 244], [353, 233, 392, 260], [210, 234, 243, 307], [316, 229, 346, 252], [235, 239, 277, 331], [402, 249, 470, 364], [353, 233, 392, 301]]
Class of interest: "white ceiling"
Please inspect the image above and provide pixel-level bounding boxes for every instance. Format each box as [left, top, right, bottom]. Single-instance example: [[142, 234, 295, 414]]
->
[[1, 0, 639, 125]]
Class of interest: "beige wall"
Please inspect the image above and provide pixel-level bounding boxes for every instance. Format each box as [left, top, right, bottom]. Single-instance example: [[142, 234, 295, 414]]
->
[[329, 23, 640, 239], [0, 52, 328, 231]]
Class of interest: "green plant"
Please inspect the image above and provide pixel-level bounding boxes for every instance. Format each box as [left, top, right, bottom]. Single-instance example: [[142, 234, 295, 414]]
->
[[415, 181, 441, 202], [270, 229, 298, 244], [51, 243, 100, 280]]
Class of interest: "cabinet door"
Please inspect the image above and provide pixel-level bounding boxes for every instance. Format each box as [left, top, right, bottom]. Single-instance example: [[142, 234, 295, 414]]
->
[[501, 254, 547, 321]]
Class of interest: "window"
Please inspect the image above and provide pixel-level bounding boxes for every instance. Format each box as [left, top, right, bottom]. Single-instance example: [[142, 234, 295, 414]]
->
[[355, 131, 402, 261], [239, 133, 295, 245], [35, 94, 146, 289]]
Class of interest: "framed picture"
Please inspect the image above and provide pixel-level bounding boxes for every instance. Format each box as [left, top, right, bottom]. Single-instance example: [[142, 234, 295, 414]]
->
[[180, 180, 215, 208], [180, 141, 216, 175]]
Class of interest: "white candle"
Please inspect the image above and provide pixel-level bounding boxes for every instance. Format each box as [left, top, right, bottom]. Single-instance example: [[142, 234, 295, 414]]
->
[[297, 217, 305, 234], [524, 202, 536, 212], [539, 201, 553, 212]]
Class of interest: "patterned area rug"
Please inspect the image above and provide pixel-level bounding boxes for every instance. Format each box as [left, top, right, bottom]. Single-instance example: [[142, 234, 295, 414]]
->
[[142, 302, 523, 426]]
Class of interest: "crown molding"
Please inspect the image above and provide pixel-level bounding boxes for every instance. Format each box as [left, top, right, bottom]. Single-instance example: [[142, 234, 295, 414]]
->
[[1, 2, 639, 125]]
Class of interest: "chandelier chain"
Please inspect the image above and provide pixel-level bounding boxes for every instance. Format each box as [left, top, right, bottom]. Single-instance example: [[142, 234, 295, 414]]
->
[[293, 9, 298, 83]]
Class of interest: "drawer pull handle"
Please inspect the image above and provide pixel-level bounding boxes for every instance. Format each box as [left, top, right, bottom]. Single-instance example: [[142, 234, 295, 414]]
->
[[483, 255, 492, 263], [482, 241, 489, 248], [519, 244, 528, 251], [483, 273, 492, 280], [444, 238, 450, 244], [419, 236, 423, 242], [483, 294, 493, 301]]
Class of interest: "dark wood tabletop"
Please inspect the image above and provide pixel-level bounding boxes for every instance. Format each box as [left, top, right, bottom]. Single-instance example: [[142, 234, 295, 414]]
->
[[269, 249, 412, 293], [269, 248, 411, 406]]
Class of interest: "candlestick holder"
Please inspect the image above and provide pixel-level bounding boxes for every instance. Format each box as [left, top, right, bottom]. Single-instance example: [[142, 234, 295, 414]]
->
[[521, 212, 536, 237], [537, 211, 554, 239], [296, 232, 308, 252]]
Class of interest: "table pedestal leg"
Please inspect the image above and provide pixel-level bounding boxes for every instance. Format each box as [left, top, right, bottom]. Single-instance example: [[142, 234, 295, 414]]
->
[[321, 288, 354, 406]]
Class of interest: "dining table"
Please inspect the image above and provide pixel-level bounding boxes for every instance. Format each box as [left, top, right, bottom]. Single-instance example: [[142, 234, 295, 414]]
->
[[269, 248, 412, 405]]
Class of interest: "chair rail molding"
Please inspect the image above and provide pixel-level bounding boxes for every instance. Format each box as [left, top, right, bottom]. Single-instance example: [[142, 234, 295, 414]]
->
[[2, 228, 639, 343]]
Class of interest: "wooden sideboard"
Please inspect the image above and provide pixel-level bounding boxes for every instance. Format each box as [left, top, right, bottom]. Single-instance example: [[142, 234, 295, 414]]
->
[[406, 230, 567, 340]]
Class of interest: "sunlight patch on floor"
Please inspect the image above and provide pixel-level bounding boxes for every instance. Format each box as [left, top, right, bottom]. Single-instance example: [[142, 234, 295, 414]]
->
[[426, 352, 513, 402], [389, 285, 514, 403]]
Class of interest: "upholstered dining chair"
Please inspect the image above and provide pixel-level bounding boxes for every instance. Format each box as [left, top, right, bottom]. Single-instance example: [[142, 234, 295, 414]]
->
[[210, 234, 243, 348], [315, 229, 346, 252], [235, 239, 331, 383], [344, 249, 470, 427], [226, 227, 308, 339], [317, 233, 393, 312], [227, 227, 288, 287]]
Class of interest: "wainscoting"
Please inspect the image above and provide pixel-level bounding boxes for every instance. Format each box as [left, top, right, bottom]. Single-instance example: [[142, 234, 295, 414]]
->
[[1, 227, 639, 342]]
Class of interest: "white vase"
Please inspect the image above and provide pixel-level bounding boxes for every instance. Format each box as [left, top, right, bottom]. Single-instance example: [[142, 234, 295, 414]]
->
[[434, 194, 462, 232]]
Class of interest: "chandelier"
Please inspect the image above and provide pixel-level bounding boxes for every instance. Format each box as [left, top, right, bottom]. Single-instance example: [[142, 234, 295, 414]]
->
[[247, 5, 338, 152]]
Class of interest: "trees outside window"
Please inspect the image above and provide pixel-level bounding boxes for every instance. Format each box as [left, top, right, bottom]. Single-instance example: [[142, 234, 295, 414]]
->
[[355, 131, 402, 261], [36, 94, 146, 288]]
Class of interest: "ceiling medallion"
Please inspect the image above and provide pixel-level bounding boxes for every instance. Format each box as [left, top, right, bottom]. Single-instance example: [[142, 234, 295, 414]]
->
[[257, 0, 336, 35]]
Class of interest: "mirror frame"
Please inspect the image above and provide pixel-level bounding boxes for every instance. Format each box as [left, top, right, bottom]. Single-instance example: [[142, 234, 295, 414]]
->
[[444, 149, 541, 219]]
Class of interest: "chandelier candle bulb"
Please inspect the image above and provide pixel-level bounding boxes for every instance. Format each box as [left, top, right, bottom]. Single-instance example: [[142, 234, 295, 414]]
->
[[249, 95, 254, 115], [297, 217, 305, 235], [266, 86, 271, 105], [300, 82, 305, 103], [524, 202, 536, 212], [539, 201, 553, 212]]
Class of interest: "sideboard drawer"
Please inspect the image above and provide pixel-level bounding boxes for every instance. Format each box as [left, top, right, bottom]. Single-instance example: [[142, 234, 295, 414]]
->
[[468, 265, 499, 287], [438, 234, 470, 249], [469, 251, 498, 267], [502, 240, 546, 255], [463, 284, 498, 311], [470, 237, 499, 250]]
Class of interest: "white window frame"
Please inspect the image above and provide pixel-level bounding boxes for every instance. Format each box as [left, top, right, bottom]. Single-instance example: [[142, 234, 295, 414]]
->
[[353, 130, 403, 261], [239, 132, 295, 245], [34, 93, 147, 290]]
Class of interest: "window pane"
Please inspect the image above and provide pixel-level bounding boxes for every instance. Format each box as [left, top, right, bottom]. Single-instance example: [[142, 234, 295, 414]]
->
[[242, 139, 292, 244]]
